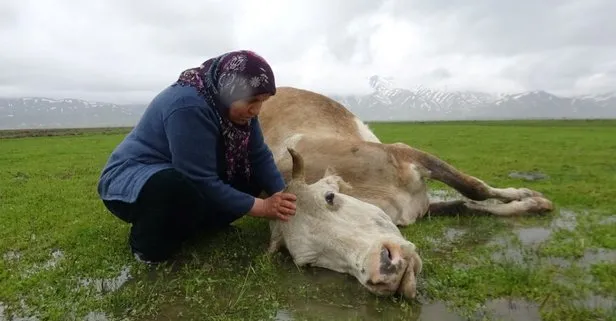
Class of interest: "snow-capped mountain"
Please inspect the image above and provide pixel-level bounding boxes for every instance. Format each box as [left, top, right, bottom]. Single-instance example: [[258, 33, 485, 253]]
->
[[331, 75, 616, 121], [0, 97, 146, 129], [1, 76, 615, 129]]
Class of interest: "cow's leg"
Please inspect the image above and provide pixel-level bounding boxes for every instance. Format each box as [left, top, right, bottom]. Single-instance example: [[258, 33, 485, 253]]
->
[[390, 143, 553, 207], [427, 197, 553, 217]]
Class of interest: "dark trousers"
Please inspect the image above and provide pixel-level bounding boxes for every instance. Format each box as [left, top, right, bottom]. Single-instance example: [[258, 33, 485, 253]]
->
[[103, 168, 261, 262]]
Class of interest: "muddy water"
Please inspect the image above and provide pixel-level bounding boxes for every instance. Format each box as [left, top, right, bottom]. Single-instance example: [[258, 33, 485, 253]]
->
[[269, 262, 467, 321], [273, 300, 466, 321], [269, 265, 550, 321]]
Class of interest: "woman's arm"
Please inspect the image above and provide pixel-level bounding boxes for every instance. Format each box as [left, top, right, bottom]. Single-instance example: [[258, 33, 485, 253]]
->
[[163, 105, 257, 216]]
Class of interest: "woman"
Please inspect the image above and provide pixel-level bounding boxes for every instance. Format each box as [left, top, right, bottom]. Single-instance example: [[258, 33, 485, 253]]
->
[[97, 50, 297, 264]]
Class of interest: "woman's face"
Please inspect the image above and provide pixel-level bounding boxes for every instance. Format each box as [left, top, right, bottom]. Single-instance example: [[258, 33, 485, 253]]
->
[[228, 93, 271, 125]]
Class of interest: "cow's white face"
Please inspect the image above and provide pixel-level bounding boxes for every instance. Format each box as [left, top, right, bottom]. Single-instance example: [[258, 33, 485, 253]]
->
[[268, 148, 423, 300]]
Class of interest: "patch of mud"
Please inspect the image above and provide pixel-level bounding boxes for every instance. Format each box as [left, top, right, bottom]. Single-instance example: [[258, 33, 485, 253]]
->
[[508, 171, 549, 181], [77, 265, 132, 296], [478, 298, 541, 321]]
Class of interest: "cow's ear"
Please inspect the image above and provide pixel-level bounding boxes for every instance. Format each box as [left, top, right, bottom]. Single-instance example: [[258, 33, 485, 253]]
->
[[337, 178, 353, 193], [324, 166, 338, 177], [327, 175, 353, 193]]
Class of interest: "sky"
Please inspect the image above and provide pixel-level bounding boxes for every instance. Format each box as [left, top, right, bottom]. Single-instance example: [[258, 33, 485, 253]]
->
[[1, 0, 615, 104]]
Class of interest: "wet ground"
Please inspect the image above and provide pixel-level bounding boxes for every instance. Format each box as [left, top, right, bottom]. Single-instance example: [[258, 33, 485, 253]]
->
[[2, 189, 614, 321], [508, 171, 550, 181]]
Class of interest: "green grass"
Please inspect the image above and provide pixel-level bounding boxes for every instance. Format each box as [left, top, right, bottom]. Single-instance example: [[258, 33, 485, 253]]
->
[[1, 120, 615, 321]]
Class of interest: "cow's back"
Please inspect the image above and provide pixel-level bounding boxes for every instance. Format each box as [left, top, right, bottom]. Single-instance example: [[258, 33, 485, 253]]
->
[[259, 87, 375, 148]]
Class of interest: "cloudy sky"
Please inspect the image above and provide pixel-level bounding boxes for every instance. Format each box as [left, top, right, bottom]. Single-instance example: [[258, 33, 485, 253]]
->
[[1, 0, 615, 104]]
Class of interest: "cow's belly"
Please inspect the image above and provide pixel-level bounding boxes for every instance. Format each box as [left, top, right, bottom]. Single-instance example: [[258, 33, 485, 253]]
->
[[362, 188, 431, 226]]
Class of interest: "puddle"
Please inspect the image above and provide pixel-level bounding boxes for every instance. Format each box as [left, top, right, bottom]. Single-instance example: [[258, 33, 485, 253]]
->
[[516, 227, 551, 247], [444, 228, 466, 242], [489, 234, 616, 269], [0, 301, 40, 321], [508, 171, 549, 181], [513, 209, 578, 247], [428, 189, 461, 202], [259, 258, 469, 321], [549, 209, 578, 231], [23, 250, 64, 277], [82, 312, 110, 321], [598, 215, 616, 224], [77, 265, 132, 296], [3, 251, 21, 262], [577, 294, 615, 311], [488, 235, 526, 264], [0, 301, 110, 321], [273, 299, 466, 321], [478, 298, 541, 321], [489, 208, 580, 262], [426, 227, 467, 248]]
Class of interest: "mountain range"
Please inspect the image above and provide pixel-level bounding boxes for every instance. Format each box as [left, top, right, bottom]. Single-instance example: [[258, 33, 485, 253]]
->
[[1, 76, 615, 129], [331, 76, 616, 121]]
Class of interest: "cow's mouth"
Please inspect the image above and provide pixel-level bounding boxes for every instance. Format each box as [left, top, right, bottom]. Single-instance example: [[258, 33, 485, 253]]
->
[[395, 264, 413, 296], [395, 243, 422, 299]]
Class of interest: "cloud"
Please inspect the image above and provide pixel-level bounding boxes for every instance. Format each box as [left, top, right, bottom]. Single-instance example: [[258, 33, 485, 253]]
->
[[1, 0, 614, 104]]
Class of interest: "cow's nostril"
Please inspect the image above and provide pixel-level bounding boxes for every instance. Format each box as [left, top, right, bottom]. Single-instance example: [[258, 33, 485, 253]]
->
[[380, 246, 391, 262], [379, 245, 398, 275]]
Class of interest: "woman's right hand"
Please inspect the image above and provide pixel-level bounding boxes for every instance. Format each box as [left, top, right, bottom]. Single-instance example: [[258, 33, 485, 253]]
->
[[250, 192, 297, 221]]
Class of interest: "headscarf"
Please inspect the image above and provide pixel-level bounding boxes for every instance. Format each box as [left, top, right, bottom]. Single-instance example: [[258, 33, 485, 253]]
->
[[175, 50, 277, 182]]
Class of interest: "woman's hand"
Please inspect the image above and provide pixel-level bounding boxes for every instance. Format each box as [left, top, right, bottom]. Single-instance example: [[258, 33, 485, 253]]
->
[[250, 192, 297, 221]]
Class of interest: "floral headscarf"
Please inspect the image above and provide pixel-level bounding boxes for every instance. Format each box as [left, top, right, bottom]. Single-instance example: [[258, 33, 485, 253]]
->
[[175, 50, 276, 182]]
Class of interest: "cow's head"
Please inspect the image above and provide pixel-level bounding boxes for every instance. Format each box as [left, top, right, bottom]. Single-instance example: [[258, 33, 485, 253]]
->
[[268, 148, 423, 300]]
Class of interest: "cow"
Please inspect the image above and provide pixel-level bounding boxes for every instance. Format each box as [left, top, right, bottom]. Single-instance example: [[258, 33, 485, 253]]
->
[[259, 87, 554, 226], [259, 86, 554, 299]]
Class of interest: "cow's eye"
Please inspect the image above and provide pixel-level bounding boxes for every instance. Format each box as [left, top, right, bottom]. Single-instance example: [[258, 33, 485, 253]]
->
[[325, 191, 335, 205]]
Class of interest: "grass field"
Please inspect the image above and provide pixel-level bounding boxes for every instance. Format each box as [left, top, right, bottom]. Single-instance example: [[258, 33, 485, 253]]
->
[[1, 120, 615, 321]]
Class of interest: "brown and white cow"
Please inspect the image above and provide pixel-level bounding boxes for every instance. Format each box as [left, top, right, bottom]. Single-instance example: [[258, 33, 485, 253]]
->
[[259, 86, 554, 299], [259, 86, 554, 226]]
